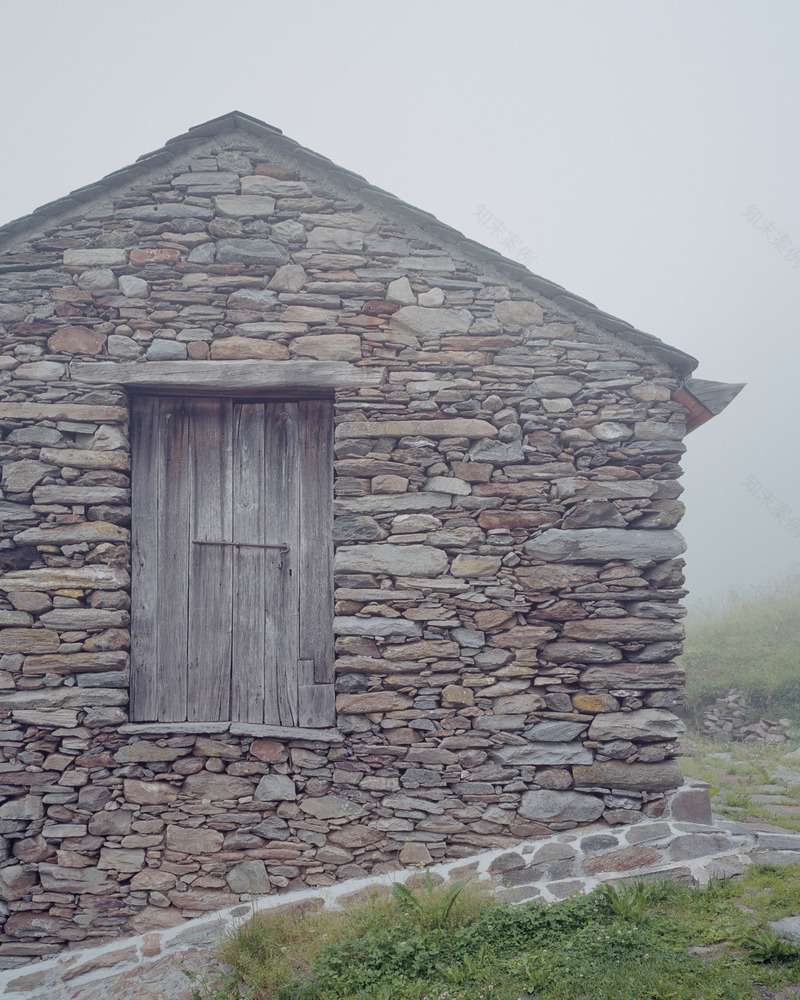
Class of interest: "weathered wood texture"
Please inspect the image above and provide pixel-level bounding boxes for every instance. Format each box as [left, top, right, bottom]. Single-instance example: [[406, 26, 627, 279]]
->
[[130, 396, 161, 721], [188, 398, 233, 721], [298, 399, 335, 725], [131, 394, 333, 725], [232, 403, 268, 723], [71, 360, 383, 391]]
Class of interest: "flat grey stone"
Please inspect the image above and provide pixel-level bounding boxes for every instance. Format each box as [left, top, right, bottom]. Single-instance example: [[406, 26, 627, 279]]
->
[[544, 641, 623, 664], [216, 238, 289, 265], [253, 774, 296, 802], [227, 860, 271, 894], [300, 794, 365, 819], [589, 710, 685, 742], [1, 459, 57, 491], [519, 789, 604, 823], [215, 195, 276, 218], [7, 426, 62, 446], [333, 515, 388, 542], [253, 816, 290, 840], [334, 543, 447, 578], [116, 204, 213, 221], [146, 340, 188, 361], [468, 439, 525, 464], [669, 833, 737, 861], [491, 743, 592, 766], [769, 916, 800, 941], [524, 721, 587, 742], [333, 616, 422, 638], [390, 306, 472, 339], [523, 528, 687, 563]]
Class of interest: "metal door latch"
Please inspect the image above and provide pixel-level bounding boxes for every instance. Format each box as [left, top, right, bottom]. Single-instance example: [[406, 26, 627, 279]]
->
[[192, 540, 290, 567]]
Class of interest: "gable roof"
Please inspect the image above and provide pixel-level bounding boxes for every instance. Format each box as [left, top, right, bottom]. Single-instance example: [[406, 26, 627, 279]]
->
[[0, 110, 698, 375]]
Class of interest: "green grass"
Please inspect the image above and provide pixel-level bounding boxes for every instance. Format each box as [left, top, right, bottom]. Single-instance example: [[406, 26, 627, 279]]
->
[[679, 733, 800, 831], [187, 866, 800, 1000], [681, 579, 800, 719]]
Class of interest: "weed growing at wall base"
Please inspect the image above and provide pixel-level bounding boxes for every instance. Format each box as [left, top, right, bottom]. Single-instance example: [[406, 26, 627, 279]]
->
[[200, 867, 800, 999]]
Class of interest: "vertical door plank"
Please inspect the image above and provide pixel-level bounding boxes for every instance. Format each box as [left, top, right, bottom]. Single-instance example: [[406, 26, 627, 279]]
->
[[188, 398, 233, 721], [130, 396, 160, 721], [264, 401, 301, 726], [155, 396, 191, 721], [298, 399, 335, 684], [232, 403, 269, 723]]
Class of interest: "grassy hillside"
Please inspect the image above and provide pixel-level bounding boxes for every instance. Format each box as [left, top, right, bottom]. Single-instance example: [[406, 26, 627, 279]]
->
[[681, 579, 800, 719]]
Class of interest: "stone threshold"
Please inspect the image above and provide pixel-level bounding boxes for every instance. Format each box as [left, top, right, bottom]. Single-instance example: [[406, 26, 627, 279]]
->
[[4, 793, 798, 998]]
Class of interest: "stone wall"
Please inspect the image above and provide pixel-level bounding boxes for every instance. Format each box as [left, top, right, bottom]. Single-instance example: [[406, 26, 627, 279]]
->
[[0, 121, 691, 966], [698, 690, 798, 744]]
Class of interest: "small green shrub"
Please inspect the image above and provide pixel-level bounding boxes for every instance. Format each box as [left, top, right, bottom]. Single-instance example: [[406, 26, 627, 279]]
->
[[743, 927, 800, 963], [390, 870, 470, 930]]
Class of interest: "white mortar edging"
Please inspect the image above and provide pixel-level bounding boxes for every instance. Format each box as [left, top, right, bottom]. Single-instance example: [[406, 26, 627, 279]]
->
[[1, 813, 785, 1000]]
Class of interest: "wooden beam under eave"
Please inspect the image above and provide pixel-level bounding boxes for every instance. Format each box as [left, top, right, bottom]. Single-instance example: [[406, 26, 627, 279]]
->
[[70, 360, 386, 393], [672, 379, 745, 434], [672, 387, 713, 434]]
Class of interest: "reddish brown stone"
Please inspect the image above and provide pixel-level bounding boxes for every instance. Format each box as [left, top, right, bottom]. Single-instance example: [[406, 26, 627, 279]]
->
[[52, 286, 92, 302], [5, 971, 50, 993], [253, 162, 300, 179], [582, 846, 661, 875], [508, 820, 551, 839], [0, 864, 38, 901], [642, 796, 668, 818], [335, 691, 413, 714], [210, 337, 289, 360], [452, 461, 493, 483], [3, 911, 73, 938], [129, 248, 181, 265], [536, 769, 573, 790], [55, 303, 83, 316], [250, 739, 285, 762], [187, 340, 210, 359], [167, 888, 239, 910], [362, 299, 399, 316], [13, 835, 55, 863], [488, 625, 556, 648], [8, 322, 51, 338], [384, 727, 419, 745], [474, 608, 514, 630], [47, 326, 106, 355], [63, 946, 138, 981], [328, 825, 382, 848]]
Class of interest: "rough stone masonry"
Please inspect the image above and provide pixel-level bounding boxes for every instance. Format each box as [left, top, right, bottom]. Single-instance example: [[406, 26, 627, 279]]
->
[[0, 111, 703, 968]]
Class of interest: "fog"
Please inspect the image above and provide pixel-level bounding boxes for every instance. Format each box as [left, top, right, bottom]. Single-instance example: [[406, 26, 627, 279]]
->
[[1, 0, 797, 605]]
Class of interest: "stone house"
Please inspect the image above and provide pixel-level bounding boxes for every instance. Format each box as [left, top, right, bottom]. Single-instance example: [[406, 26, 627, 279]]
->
[[0, 111, 742, 963]]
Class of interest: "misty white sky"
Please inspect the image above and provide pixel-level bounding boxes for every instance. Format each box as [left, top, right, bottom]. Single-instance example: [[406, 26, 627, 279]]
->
[[1, 0, 798, 607]]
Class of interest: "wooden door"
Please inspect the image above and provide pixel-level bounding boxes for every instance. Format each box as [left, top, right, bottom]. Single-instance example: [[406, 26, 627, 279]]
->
[[130, 395, 334, 726]]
